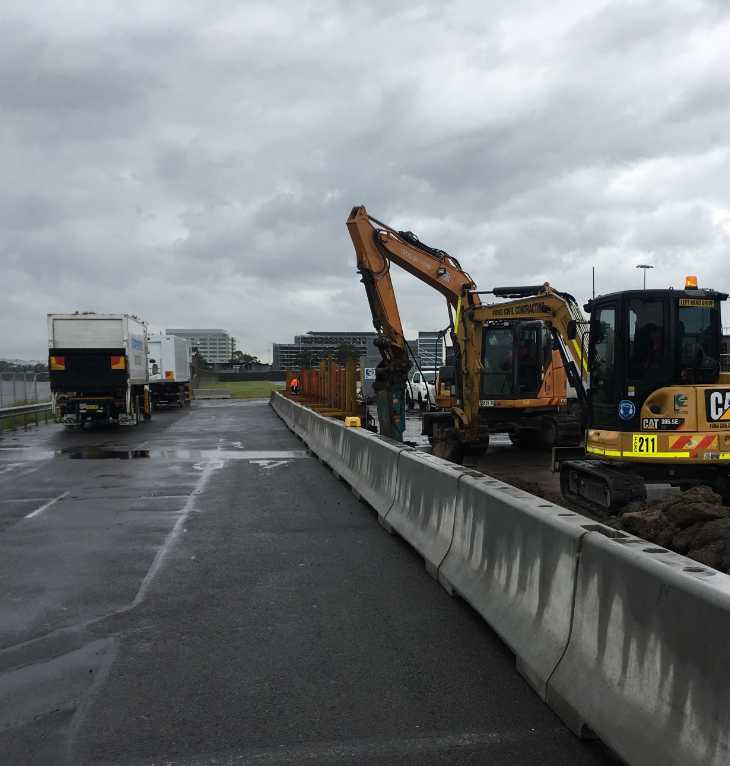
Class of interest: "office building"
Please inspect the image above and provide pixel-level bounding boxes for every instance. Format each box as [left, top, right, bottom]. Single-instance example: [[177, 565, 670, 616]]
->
[[416, 331, 446, 376], [166, 329, 236, 366], [273, 330, 446, 373], [273, 331, 379, 371]]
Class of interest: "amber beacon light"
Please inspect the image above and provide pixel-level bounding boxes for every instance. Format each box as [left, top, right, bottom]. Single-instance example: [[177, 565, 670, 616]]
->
[[685, 275, 698, 289]]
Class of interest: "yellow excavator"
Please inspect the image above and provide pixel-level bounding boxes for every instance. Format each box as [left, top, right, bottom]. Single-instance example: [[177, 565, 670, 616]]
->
[[560, 277, 730, 510], [346, 205, 588, 460]]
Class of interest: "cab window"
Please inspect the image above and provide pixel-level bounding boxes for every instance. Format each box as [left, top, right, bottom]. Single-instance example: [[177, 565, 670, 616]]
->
[[515, 324, 541, 393], [590, 306, 616, 404], [628, 299, 665, 379], [481, 327, 513, 395], [678, 306, 717, 367]]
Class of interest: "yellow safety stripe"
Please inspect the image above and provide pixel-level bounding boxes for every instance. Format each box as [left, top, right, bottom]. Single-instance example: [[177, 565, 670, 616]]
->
[[454, 296, 462, 335], [571, 338, 588, 373], [587, 445, 691, 459], [621, 451, 691, 459]]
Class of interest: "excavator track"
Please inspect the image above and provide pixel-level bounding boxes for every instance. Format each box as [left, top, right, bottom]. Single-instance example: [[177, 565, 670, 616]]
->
[[543, 413, 583, 448], [560, 460, 646, 516], [510, 414, 583, 450]]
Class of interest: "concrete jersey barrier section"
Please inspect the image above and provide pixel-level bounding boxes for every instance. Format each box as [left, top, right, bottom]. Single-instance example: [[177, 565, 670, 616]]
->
[[439, 472, 594, 699], [338, 427, 411, 518], [270, 392, 730, 766], [548, 531, 730, 766], [384, 450, 466, 576]]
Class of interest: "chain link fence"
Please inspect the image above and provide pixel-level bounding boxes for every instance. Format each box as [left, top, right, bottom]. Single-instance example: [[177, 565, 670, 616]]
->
[[0, 372, 51, 409]]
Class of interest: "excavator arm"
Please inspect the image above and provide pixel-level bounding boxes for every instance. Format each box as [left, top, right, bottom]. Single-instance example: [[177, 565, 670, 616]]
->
[[346, 205, 480, 440]]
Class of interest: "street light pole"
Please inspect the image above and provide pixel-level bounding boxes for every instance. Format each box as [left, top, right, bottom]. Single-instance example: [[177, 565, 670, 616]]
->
[[636, 264, 654, 289]]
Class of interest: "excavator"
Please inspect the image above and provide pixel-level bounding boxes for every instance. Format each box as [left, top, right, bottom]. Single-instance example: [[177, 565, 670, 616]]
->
[[560, 277, 730, 510], [440, 283, 588, 449], [346, 205, 588, 461]]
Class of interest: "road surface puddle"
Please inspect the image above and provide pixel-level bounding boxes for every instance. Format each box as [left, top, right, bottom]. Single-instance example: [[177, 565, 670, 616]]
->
[[1, 446, 311, 461], [57, 448, 311, 460]]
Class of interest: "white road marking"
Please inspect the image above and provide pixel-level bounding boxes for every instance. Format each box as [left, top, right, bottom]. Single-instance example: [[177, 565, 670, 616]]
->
[[250, 459, 291, 470], [193, 459, 224, 471], [132, 460, 222, 607], [25, 491, 70, 519]]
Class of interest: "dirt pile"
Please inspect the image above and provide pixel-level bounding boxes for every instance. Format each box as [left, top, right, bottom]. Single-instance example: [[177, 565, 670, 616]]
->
[[614, 487, 730, 572]]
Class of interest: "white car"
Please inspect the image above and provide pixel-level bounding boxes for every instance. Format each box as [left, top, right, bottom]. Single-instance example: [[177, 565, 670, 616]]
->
[[405, 371, 437, 410]]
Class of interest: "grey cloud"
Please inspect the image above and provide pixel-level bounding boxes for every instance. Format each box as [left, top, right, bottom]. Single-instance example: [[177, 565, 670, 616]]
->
[[2, 0, 730, 362]]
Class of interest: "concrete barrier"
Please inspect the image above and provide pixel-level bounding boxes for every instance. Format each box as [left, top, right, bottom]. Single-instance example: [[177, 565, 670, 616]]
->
[[271, 393, 345, 468], [271, 393, 307, 441], [337, 428, 411, 518], [439, 472, 595, 698], [547, 531, 730, 766], [271, 393, 410, 518], [384, 451, 466, 576], [303, 410, 344, 467]]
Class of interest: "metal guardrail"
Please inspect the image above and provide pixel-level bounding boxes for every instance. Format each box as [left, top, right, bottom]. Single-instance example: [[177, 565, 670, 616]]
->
[[193, 389, 231, 399], [0, 402, 52, 420], [0, 402, 52, 432]]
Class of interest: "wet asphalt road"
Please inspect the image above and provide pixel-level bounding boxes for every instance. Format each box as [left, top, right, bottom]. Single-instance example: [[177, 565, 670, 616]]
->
[[0, 401, 617, 765]]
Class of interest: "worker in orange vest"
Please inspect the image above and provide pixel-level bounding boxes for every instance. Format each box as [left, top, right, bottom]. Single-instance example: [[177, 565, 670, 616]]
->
[[289, 376, 301, 395]]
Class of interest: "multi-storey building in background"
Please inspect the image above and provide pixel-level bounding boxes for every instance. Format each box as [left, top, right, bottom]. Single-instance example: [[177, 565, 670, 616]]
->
[[166, 329, 236, 366], [415, 331, 446, 378], [273, 331, 379, 371], [272, 330, 446, 373]]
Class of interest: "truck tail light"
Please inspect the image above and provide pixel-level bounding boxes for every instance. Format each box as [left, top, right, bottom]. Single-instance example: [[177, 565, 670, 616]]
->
[[165, 371, 174, 380], [110, 355, 126, 370], [50, 355, 65, 371]]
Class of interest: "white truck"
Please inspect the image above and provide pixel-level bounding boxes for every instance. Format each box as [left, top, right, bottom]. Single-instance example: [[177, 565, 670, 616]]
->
[[147, 333, 192, 408], [48, 313, 151, 427], [405, 369, 437, 410]]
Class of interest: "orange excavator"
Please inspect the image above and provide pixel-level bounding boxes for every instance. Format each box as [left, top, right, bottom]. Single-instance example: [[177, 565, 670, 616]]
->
[[346, 205, 588, 461]]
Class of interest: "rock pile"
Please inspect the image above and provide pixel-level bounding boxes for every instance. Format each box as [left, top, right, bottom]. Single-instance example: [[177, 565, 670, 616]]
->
[[614, 486, 730, 573]]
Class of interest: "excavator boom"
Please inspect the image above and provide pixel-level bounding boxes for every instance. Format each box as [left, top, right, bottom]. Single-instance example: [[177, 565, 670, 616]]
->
[[346, 205, 479, 440], [347, 207, 588, 457]]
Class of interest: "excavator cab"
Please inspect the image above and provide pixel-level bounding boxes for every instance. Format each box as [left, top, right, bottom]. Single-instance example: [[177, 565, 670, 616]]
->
[[561, 280, 730, 512], [481, 321, 553, 399], [586, 286, 726, 432]]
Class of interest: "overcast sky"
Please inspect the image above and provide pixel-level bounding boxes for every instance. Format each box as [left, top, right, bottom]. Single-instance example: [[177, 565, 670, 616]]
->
[[2, 0, 730, 362]]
